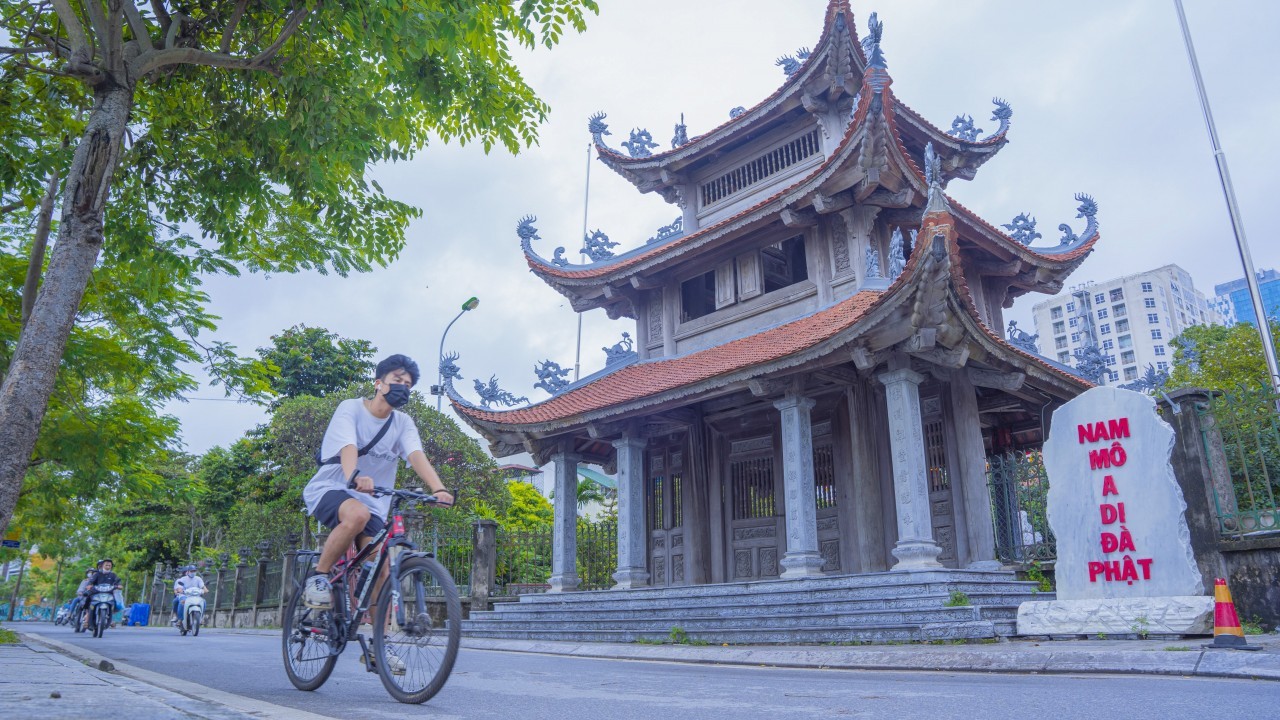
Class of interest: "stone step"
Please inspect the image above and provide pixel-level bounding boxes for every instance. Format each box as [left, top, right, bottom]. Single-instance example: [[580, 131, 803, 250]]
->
[[463, 620, 1001, 645], [463, 606, 1009, 632], [483, 588, 1045, 615], [505, 570, 1034, 606], [472, 594, 1027, 623]]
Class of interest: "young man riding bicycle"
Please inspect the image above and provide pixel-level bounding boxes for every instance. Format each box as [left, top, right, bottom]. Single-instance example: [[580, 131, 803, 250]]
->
[[300, 354, 453, 672]]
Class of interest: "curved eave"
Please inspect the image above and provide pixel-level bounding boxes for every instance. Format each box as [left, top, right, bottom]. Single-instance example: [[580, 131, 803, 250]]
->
[[947, 194, 1100, 272], [593, 2, 860, 176], [525, 67, 912, 290], [892, 103, 1009, 179]]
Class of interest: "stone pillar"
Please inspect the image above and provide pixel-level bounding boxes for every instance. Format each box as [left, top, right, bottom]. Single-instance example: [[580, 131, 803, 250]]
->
[[949, 369, 1000, 568], [548, 452, 581, 592], [877, 368, 943, 570], [470, 519, 498, 610], [1158, 389, 1231, 594], [612, 437, 650, 589], [774, 393, 825, 577]]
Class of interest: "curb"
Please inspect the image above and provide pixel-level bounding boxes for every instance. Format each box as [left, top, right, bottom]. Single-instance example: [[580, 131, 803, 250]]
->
[[18, 632, 334, 720], [457, 637, 1280, 681]]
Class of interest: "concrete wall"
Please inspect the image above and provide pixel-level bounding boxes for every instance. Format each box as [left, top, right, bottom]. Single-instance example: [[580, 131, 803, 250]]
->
[[1219, 536, 1280, 631]]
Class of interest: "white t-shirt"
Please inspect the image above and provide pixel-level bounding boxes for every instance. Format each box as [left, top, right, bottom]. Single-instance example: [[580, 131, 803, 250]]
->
[[175, 575, 206, 594], [302, 398, 424, 521]]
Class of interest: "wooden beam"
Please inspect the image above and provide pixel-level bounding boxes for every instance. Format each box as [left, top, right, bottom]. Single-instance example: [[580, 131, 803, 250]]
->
[[968, 367, 1026, 392], [812, 190, 853, 215], [780, 206, 818, 228], [910, 344, 970, 368]]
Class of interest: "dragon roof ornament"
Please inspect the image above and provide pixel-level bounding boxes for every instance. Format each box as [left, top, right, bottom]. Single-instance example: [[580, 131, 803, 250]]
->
[[473, 375, 528, 409], [775, 46, 812, 76], [671, 113, 689, 149], [947, 98, 1013, 144], [1119, 364, 1169, 395], [588, 111, 612, 149], [1049, 193, 1099, 254], [533, 359, 571, 395], [1002, 213, 1042, 246], [1071, 342, 1108, 385], [439, 352, 463, 382], [583, 229, 619, 261], [621, 128, 658, 158], [1005, 321, 1039, 355], [603, 332, 636, 367], [647, 216, 684, 245], [888, 227, 907, 279]]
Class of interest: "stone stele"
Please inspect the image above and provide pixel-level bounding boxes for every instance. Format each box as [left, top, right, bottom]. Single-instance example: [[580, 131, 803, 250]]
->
[[1017, 386, 1212, 635]]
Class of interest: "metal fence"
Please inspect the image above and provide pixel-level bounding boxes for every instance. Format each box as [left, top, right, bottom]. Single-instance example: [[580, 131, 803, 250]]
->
[[987, 450, 1056, 564], [1204, 383, 1280, 536]]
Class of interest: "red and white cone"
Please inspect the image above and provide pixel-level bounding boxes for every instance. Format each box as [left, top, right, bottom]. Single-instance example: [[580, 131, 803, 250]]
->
[[1203, 578, 1260, 651]]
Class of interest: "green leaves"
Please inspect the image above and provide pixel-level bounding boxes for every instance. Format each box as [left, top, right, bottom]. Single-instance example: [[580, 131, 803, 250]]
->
[[257, 325, 375, 408]]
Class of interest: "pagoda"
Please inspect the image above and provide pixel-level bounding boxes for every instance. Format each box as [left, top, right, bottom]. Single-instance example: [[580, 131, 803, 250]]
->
[[448, 1, 1097, 600]]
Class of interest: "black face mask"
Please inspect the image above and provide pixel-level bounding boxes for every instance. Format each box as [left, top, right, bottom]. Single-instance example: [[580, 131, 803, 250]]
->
[[383, 383, 411, 408]]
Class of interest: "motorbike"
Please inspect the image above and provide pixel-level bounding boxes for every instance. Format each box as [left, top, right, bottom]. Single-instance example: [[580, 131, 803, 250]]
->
[[177, 586, 206, 636], [86, 583, 116, 638], [54, 605, 71, 626], [71, 596, 87, 633]]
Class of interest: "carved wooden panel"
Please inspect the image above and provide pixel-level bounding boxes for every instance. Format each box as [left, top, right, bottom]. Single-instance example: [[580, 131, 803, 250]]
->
[[672, 554, 684, 583], [734, 551, 753, 579], [733, 526, 776, 541], [820, 540, 841, 572], [759, 548, 779, 577]]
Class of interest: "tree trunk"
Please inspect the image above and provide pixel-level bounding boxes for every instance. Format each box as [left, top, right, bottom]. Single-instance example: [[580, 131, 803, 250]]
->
[[20, 168, 61, 328], [6, 555, 26, 621], [0, 85, 132, 537]]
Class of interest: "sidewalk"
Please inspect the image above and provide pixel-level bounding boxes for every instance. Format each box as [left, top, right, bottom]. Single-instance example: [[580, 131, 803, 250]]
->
[[201, 624, 1280, 681], [0, 638, 254, 719], [4, 632, 330, 720]]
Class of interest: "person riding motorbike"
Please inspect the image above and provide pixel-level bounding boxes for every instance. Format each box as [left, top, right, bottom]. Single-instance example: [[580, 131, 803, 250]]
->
[[172, 565, 206, 626], [84, 559, 123, 630], [70, 568, 95, 628]]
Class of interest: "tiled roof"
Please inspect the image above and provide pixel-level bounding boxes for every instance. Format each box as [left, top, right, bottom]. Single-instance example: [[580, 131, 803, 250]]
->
[[454, 290, 884, 426]]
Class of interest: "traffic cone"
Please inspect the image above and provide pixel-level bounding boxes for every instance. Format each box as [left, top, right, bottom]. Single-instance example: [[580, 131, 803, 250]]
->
[[1203, 578, 1260, 651]]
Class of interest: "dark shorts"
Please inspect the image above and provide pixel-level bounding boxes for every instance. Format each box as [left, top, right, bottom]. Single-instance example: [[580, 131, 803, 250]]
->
[[312, 490, 385, 539]]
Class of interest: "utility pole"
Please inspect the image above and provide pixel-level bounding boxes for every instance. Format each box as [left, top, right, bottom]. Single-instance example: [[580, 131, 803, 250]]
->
[[1173, 0, 1280, 401]]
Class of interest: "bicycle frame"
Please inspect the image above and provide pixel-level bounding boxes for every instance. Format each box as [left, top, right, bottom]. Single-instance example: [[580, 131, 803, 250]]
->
[[297, 490, 437, 647]]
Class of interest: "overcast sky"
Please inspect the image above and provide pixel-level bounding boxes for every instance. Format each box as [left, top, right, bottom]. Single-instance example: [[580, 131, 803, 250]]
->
[[164, 0, 1280, 455]]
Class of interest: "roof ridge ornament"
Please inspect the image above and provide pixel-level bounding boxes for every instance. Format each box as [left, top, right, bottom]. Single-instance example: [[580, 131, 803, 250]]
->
[[1118, 364, 1169, 395], [603, 332, 636, 366], [671, 113, 689, 148], [534, 359, 571, 395], [621, 128, 658, 158], [1071, 341, 1108, 384], [861, 12, 886, 69], [1056, 193, 1099, 248], [588, 111, 612, 148], [729, 106, 746, 119], [1005, 321, 1040, 355], [776, 46, 812, 77], [440, 352, 463, 382], [474, 375, 529, 409], [888, 227, 907, 279], [647, 216, 684, 245], [583, 229, 619, 261], [947, 99, 1013, 143], [922, 142, 950, 215], [1002, 213, 1042, 246]]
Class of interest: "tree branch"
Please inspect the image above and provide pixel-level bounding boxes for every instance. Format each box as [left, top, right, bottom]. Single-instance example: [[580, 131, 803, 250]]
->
[[220, 0, 248, 54], [121, 1, 154, 52], [131, 6, 309, 79], [0, 46, 54, 56], [48, 0, 90, 60], [0, 201, 25, 217], [149, 0, 170, 35], [80, 0, 112, 53]]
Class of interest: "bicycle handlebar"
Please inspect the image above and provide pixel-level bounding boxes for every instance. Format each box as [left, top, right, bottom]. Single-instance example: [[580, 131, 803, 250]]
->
[[346, 469, 440, 504]]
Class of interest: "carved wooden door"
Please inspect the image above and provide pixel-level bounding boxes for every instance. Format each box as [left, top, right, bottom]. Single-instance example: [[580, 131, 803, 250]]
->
[[725, 437, 782, 581], [647, 448, 685, 586], [812, 423, 842, 574], [921, 396, 958, 567]]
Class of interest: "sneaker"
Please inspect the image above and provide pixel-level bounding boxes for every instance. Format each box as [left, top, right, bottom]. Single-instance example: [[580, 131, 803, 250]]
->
[[302, 574, 333, 609], [360, 640, 407, 676]]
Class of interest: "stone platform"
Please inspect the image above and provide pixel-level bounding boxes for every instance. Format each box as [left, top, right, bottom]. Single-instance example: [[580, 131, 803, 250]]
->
[[1017, 595, 1214, 636], [464, 569, 1048, 644]]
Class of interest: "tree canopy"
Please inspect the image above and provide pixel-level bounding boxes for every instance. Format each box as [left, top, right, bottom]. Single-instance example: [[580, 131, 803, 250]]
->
[[1167, 320, 1280, 393], [0, 0, 599, 536], [257, 324, 375, 407]]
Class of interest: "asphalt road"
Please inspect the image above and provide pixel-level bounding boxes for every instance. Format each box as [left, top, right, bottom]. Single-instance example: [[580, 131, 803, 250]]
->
[[25, 623, 1280, 719]]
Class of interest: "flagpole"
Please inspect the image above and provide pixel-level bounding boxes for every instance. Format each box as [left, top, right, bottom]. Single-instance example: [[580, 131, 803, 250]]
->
[[1173, 0, 1280, 399], [574, 142, 592, 381]]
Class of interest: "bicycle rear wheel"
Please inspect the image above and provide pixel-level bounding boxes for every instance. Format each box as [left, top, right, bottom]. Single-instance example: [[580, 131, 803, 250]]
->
[[281, 585, 339, 691], [371, 556, 461, 704]]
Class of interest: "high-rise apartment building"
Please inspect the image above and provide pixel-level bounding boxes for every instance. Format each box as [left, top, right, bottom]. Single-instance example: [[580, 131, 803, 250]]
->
[[1030, 264, 1224, 384], [1214, 268, 1280, 327]]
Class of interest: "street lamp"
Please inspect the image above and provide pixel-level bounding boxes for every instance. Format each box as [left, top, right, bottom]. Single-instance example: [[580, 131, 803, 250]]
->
[[435, 296, 479, 411]]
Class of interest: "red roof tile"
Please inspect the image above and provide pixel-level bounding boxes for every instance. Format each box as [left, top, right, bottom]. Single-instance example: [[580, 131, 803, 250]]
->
[[454, 290, 884, 426]]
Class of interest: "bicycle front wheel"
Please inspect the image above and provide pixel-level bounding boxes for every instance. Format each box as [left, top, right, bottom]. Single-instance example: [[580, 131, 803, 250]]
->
[[281, 585, 339, 691], [371, 556, 461, 704]]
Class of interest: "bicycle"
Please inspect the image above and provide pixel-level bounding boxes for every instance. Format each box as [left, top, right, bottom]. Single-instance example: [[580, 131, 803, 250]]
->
[[281, 474, 461, 704]]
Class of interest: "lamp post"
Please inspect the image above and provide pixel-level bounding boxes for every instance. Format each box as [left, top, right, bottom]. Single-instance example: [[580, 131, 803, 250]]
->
[[435, 296, 480, 411]]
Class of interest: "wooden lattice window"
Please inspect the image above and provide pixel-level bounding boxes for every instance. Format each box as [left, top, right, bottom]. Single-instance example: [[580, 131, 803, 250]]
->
[[731, 456, 776, 520], [814, 443, 836, 510], [924, 419, 950, 492], [700, 130, 821, 207], [648, 450, 684, 531]]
